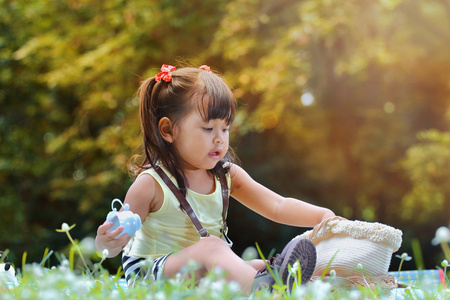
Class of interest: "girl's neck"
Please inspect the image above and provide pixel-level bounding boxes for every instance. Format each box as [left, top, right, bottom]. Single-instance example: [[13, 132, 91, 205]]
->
[[182, 168, 215, 195]]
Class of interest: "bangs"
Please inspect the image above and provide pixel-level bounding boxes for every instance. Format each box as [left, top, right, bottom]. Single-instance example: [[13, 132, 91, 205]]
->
[[194, 72, 235, 125]]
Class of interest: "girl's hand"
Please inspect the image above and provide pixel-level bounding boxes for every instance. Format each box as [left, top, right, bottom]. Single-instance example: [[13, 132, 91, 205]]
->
[[321, 211, 338, 222], [95, 222, 131, 257], [94, 169, 162, 258]]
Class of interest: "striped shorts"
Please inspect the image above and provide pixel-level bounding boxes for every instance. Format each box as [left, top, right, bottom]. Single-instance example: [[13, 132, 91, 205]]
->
[[122, 252, 171, 287]]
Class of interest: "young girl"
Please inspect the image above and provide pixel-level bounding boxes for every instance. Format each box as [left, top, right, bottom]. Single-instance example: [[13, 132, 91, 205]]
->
[[95, 64, 335, 295]]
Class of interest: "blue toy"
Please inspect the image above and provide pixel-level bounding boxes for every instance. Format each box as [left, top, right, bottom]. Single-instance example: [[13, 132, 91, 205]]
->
[[106, 199, 141, 238]]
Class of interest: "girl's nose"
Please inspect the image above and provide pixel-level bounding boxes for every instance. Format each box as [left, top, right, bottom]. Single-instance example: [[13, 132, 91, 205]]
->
[[214, 132, 225, 144]]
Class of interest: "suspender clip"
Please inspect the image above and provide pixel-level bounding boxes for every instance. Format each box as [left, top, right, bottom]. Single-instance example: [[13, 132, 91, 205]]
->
[[199, 228, 210, 237]]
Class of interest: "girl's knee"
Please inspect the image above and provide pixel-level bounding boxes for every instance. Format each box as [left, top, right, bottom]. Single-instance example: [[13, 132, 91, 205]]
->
[[198, 236, 229, 252]]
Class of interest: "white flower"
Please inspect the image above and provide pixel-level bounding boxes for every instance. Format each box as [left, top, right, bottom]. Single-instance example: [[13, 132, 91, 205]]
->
[[349, 290, 362, 300], [63, 271, 76, 283], [212, 266, 226, 277], [181, 259, 201, 274], [110, 290, 120, 299], [396, 252, 412, 261], [310, 280, 331, 299], [24, 263, 45, 277], [227, 281, 241, 294], [356, 263, 364, 270], [329, 269, 336, 277], [292, 284, 307, 299], [102, 249, 109, 259], [154, 291, 166, 300], [56, 223, 75, 233], [80, 237, 96, 256], [210, 280, 225, 297], [197, 277, 213, 296], [61, 223, 70, 231], [60, 259, 70, 269], [441, 259, 449, 267], [432, 226, 450, 245], [168, 273, 183, 285], [289, 261, 300, 276]]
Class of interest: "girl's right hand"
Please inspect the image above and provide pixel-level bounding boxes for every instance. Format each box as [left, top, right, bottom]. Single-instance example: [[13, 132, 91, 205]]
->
[[95, 222, 131, 257], [95, 170, 160, 258]]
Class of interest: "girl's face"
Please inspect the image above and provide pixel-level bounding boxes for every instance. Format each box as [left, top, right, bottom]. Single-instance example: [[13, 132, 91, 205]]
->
[[171, 108, 230, 171]]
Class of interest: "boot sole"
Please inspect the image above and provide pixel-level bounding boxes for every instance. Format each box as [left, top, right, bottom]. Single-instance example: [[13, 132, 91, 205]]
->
[[279, 238, 317, 289]]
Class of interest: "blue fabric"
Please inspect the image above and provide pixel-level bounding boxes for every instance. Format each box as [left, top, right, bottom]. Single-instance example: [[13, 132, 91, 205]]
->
[[117, 278, 128, 289], [389, 269, 442, 288]]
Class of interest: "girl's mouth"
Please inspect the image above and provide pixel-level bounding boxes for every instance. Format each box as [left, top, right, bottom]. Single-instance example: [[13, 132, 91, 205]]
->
[[208, 151, 220, 159]]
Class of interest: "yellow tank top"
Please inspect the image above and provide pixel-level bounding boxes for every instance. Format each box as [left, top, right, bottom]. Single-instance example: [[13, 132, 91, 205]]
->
[[123, 166, 231, 259]]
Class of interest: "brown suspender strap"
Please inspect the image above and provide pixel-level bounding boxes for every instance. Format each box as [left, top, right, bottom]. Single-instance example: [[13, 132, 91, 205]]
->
[[154, 166, 229, 238], [217, 170, 229, 233], [154, 166, 209, 237]]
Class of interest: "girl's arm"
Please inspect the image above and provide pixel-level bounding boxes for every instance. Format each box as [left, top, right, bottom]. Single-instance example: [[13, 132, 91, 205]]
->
[[230, 165, 335, 227], [95, 173, 162, 257]]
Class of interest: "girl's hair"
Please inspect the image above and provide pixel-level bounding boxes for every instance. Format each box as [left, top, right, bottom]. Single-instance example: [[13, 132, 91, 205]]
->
[[131, 66, 236, 195]]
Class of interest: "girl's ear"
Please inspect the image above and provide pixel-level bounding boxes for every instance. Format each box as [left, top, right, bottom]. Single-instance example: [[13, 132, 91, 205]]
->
[[158, 117, 174, 143]]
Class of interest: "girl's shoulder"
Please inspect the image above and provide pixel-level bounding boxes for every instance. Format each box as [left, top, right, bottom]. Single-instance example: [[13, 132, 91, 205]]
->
[[125, 169, 164, 216], [228, 163, 252, 190], [229, 163, 245, 176]]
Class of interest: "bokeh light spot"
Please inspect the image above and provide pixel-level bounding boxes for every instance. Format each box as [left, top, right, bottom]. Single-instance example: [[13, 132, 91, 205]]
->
[[260, 111, 278, 129], [384, 102, 395, 114], [301, 92, 314, 106]]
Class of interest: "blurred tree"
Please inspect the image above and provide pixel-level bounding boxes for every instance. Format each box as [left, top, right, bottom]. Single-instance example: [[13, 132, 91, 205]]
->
[[402, 130, 450, 224], [0, 0, 227, 267], [210, 0, 450, 265], [1, 0, 450, 271]]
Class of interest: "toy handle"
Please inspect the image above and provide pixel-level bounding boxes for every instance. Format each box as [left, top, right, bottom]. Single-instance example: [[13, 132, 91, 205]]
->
[[111, 198, 130, 211]]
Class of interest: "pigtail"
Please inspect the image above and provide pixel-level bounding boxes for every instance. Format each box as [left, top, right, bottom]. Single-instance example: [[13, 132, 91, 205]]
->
[[135, 76, 188, 196], [132, 77, 165, 178], [138, 77, 158, 167]]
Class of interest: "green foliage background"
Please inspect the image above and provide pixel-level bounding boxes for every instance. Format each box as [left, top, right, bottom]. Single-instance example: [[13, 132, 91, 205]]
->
[[1, 0, 450, 271]]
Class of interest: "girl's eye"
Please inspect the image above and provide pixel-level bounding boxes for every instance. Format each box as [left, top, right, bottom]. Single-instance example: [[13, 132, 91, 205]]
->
[[203, 127, 213, 131]]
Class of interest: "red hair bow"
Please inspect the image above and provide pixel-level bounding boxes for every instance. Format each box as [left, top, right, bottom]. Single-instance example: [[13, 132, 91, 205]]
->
[[199, 65, 211, 72], [155, 64, 176, 82]]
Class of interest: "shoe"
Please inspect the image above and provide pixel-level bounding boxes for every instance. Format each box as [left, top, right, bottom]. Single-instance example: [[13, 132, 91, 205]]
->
[[252, 237, 317, 293]]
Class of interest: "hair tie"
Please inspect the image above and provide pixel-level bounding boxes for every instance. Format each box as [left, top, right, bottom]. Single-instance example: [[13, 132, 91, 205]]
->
[[199, 65, 211, 72], [155, 64, 176, 82]]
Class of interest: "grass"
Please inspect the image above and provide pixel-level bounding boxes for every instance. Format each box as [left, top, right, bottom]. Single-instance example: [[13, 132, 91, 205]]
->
[[0, 223, 449, 299], [2, 261, 449, 300]]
